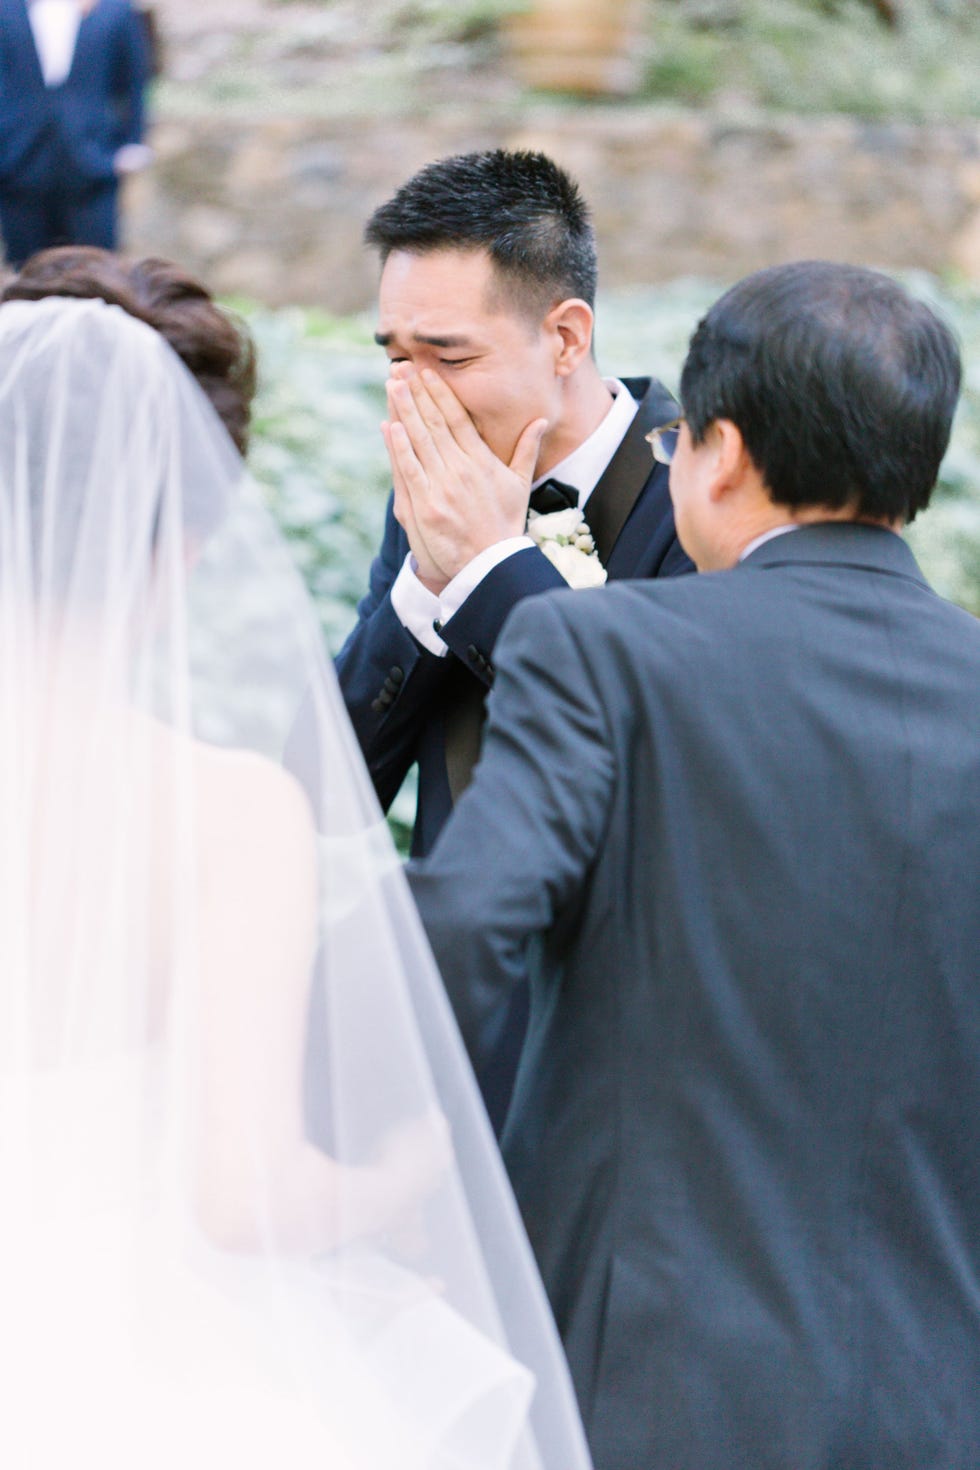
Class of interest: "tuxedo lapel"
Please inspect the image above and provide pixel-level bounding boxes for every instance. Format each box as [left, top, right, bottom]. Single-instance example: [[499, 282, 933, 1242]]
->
[[443, 663, 486, 806], [584, 377, 680, 566], [10, 0, 47, 91], [65, 1, 98, 86]]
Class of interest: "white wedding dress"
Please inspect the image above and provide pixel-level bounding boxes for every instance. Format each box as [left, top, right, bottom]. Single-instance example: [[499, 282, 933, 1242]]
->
[[0, 295, 593, 1470], [2, 1051, 533, 1470], [2, 1053, 350, 1469]]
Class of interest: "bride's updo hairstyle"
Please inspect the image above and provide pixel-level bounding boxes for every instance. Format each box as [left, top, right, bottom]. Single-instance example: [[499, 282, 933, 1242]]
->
[[1, 247, 257, 455]]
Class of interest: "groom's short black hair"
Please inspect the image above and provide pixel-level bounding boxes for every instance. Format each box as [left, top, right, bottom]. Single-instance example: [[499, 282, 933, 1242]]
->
[[679, 260, 961, 524], [364, 149, 597, 318]]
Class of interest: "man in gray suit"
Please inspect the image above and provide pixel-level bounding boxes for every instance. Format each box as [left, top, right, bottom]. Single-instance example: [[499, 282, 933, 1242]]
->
[[409, 261, 980, 1470]]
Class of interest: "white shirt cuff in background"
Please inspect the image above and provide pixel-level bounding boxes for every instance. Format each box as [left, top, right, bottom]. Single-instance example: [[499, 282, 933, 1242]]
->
[[114, 144, 154, 175]]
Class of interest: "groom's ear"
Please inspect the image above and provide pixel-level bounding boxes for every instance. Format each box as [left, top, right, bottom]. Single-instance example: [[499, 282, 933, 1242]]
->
[[546, 299, 594, 378]]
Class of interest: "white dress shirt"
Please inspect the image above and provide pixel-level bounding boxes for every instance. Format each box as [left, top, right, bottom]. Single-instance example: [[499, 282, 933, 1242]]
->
[[739, 523, 800, 562], [391, 380, 639, 656], [28, 0, 81, 87]]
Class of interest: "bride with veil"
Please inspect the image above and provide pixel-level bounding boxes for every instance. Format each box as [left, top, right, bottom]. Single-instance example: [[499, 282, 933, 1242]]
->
[[0, 248, 593, 1470]]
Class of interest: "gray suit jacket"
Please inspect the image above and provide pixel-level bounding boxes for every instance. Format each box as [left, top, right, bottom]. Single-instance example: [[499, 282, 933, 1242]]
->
[[410, 524, 980, 1470]]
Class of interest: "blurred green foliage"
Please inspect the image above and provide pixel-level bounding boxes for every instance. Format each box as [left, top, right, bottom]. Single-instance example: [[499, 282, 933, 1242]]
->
[[645, 0, 980, 118], [245, 305, 390, 654]]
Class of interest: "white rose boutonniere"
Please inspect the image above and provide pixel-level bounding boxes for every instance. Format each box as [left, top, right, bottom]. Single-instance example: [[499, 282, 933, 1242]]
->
[[527, 507, 607, 589]]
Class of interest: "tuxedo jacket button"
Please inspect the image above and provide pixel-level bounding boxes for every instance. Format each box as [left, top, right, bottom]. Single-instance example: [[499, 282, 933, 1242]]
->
[[371, 697, 384, 713], [388, 666, 404, 684]]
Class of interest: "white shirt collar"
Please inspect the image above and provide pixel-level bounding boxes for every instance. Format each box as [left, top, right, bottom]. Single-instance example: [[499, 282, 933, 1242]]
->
[[531, 379, 639, 511], [739, 523, 801, 562]]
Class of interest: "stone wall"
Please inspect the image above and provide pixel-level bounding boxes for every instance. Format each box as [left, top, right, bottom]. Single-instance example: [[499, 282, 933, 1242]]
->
[[123, 105, 980, 309]]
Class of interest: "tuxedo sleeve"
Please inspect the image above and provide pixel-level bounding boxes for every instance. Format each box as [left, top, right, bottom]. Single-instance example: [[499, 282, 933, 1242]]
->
[[437, 544, 568, 689], [334, 493, 454, 811], [113, 6, 151, 144], [408, 592, 615, 1072]]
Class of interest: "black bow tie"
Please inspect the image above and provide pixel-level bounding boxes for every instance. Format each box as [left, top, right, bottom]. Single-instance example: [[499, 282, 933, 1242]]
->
[[528, 478, 579, 516]]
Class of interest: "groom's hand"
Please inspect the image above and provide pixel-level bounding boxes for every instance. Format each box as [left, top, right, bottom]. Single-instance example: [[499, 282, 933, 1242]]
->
[[383, 366, 546, 594]]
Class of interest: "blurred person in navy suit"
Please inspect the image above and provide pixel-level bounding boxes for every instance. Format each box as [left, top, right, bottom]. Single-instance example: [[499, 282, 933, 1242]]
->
[[0, 0, 150, 268]]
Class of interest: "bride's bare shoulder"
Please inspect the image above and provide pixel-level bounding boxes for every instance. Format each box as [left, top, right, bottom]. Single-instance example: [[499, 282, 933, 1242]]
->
[[135, 713, 316, 876], [191, 740, 315, 850], [137, 712, 310, 838]]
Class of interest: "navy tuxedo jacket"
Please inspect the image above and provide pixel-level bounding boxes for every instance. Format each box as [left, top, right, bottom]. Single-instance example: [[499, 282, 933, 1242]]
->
[[335, 377, 694, 856], [411, 524, 980, 1470], [0, 0, 148, 193]]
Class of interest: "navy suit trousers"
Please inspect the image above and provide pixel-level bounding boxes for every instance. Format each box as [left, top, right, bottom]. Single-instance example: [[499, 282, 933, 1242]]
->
[[0, 180, 118, 267]]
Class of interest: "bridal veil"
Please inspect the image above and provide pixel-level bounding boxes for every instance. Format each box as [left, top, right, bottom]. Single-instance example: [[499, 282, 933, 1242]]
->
[[0, 293, 592, 1469]]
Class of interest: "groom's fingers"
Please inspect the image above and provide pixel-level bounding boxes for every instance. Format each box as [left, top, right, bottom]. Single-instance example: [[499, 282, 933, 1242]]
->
[[383, 420, 422, 548], [386, 421, 430, 524], [417, 370, 486, 457], [510, 418, 549, 487], [400, 371, 487, 474], [382, 420, 413, 523], [385, 421, 445, 582], [386, 367, 532, 573], [387, 377, 449, 478]]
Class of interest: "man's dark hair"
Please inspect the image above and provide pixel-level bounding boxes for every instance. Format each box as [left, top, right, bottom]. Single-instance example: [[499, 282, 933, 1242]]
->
[[364, 149, 597, 316], [679, 261, 962, 523]]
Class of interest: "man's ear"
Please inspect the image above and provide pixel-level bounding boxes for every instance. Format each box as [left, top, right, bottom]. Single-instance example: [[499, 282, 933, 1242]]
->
[[705, 419, 753, 502], [545, 299, 595, 376]]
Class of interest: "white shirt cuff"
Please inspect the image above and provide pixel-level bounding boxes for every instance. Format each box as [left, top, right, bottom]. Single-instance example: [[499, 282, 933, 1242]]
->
[[389, 538, 535, 655], [438, 538, 534, 622], [114, 144, 153, 175], [390, 553, 449, 656]]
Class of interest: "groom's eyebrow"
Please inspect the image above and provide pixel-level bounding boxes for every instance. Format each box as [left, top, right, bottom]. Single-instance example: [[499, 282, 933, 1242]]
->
[[374, 330, 475, 349]]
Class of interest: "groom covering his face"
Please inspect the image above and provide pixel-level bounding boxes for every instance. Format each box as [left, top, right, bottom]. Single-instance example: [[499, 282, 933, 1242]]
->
[[410, 261, 980, 1470], [334, 148, 691, 858], [331, 148, 693, 1128]]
